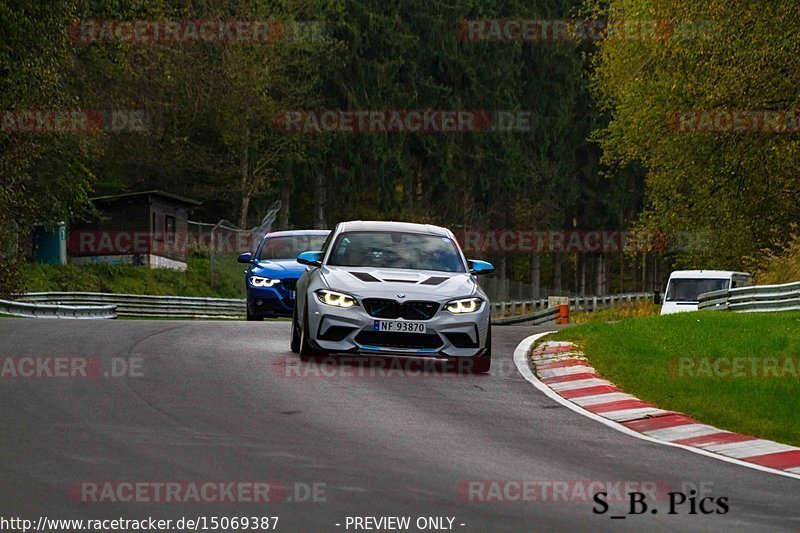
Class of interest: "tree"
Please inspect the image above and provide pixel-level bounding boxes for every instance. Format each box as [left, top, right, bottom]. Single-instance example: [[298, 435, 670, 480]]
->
[[591, 0, 800, 268]]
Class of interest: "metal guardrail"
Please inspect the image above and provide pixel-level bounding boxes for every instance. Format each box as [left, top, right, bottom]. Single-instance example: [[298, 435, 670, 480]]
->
[[491, 306, 560, 326], [15, 291, 652, 322], [20, 292, 244, 319], [0, 298, 117, 319], [698, 282, 800, 313], [489, 293, 651, 322]]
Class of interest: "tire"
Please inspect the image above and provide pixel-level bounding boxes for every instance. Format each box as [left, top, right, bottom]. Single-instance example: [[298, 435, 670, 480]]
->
[[246, 307, 263, 321], [299, 298, 326, 360], [290, 304, 300, 353], [469, 326, 492, 374]]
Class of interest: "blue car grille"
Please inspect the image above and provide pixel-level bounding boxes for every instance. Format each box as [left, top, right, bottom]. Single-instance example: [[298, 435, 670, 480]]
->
[[362, 299, 439, 320], [280, 278, 297, 291]]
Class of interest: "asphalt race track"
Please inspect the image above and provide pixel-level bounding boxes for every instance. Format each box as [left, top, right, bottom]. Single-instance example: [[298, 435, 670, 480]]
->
[[1, 319, 798, 532]]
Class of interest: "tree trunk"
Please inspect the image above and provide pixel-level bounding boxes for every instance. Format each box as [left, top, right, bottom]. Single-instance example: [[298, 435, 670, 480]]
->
[[596, 253, 605, 296], [553, 253, 562, 293], [580, 254, 586, 296], [239, 125, 250, 229], [279, 182, 291, 230], [314, 172, 326, 229], [530, 253, 540, 299], [239, 194, 250, 230]]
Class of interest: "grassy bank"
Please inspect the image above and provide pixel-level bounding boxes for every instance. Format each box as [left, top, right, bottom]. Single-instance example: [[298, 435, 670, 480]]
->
[[21, 255, 245, 299], [549, 311, 800, 446], [572, 301, 659, 323]]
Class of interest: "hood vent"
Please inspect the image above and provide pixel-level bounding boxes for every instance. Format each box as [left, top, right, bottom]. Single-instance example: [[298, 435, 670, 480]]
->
[[350, 272, 381, 282], [420, 276, 449, 286]]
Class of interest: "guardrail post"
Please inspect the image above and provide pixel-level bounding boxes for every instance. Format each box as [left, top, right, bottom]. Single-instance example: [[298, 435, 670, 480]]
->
[[556, 304, 569, 324]]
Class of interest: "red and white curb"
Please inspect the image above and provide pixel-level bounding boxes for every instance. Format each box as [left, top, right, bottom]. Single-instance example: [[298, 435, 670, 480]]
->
[[513, 332, 800, 481]]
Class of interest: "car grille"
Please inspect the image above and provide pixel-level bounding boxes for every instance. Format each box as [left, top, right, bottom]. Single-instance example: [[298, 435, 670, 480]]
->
[[280, 278, 297, 291], [354, 331, 444, 349], [362, 299, 439, 320]]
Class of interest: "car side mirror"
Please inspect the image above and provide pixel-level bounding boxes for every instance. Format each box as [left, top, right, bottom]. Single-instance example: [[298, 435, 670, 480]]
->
[[237, 253, 252, 264], [297, 251, 323, 267], [653, 290, 663, 305], [468, 259, 494, 276]]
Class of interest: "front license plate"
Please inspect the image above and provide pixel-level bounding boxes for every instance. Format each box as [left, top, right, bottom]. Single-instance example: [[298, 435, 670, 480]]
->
[[289, 291, 296, 300], [374, 320, 426, 333]]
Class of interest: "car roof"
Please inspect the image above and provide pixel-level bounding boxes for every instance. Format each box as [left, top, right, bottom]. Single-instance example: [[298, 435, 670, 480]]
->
[[337, 220, 451, 237], [262, 229, 330, 238], [668, 270, 750, 279]]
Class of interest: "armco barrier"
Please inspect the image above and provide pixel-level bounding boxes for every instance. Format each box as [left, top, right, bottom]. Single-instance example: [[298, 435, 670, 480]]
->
[[488, 293, 651, 322], [16, 291, 652, 322], [19, 292, 245, 319], [0, 298, 116, 319], [698, 281, 800, 313], [491, 306, 560, 326]]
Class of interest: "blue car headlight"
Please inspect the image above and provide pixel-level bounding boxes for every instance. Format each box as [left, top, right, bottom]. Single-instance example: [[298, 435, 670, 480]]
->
[[250, 276, 280, 288], [316, 289, 358, 308], [445, 297, 483, 314]]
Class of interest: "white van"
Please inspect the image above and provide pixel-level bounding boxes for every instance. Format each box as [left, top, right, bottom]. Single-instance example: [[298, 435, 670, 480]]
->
[[659, 270, 752, 315]]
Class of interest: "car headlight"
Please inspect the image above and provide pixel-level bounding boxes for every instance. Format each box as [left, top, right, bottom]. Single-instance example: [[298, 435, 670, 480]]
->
[[316, 289, 357, 308], [250, 276, 280, 288], [445, 297, 483, 314]]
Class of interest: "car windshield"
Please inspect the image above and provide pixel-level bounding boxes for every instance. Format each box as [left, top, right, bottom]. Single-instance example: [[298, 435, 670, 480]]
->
[[258, 235, 327, 260], [328, 231, 466, 273], [665, 278, 730, 302]]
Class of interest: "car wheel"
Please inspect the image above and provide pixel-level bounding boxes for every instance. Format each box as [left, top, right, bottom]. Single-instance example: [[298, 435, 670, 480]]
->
[[469, 326, 492, 374], [299, 298, 326, 360], [246, 307, 263, 321], [290, 304, 300, 353]]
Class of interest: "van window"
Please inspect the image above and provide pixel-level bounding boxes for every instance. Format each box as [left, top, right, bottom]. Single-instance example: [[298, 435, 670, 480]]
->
[[731, 276, 753, 289], [665, 278, 729, 303]]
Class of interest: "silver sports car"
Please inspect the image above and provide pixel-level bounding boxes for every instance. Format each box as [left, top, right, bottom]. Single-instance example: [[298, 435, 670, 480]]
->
[[290, 221, 495, 372]]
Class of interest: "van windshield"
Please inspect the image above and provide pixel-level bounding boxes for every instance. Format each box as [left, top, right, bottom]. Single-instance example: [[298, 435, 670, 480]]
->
[[665, 278, 729, 303]]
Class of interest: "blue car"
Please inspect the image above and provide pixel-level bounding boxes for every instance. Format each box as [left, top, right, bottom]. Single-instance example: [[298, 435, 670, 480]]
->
[[238, 230, 330, 320]]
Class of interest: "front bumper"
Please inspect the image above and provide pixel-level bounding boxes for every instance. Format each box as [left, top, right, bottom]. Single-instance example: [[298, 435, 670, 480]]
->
[[306, 297, 490, 357], [246, 286, 295, 317]]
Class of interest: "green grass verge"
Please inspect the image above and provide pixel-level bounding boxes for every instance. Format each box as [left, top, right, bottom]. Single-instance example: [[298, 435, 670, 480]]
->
[[549, 311, 800, 446], [21, 255, 245, 299]]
